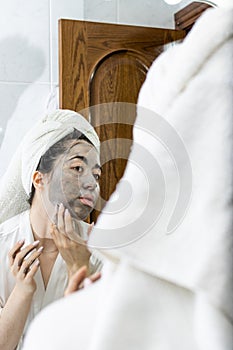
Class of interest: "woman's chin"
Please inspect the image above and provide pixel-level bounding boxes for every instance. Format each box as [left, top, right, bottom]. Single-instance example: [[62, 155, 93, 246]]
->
[[71, 207, 93, 221]]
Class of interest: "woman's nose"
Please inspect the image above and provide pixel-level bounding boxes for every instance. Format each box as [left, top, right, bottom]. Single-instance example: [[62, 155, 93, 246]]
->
[[81, 174, 97, 190]]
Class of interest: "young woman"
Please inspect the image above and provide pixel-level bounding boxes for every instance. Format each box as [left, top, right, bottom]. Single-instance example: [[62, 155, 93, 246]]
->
[[0, 109, 102, 350]]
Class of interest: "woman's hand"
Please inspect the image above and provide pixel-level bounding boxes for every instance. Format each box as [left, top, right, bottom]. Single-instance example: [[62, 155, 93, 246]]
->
[[8, 240, 43, 295], [0, 241, 43, 350], [64, 265, 101, 296], [50, 204, 93, 277]]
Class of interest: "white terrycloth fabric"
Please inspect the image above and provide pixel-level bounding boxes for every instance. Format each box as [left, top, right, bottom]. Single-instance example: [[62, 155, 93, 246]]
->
[[89, 6, 233, 348], [22, 7, 233, 350], [0, 109, 100, 225]]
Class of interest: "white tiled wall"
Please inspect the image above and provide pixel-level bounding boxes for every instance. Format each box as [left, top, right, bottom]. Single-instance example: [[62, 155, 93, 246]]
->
[[0, 0, 191, 175], [84, 0, 118, 23], [0, 0, 84, 175], [50, 0, 84, 83], [84, 0, 191, 27]]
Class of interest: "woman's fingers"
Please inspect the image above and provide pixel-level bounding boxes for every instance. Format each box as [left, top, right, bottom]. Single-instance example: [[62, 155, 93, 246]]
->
[[57, 203, 65, 233], [51, 208, 80, 246], [17, 246, 44, 277], [50, 222, 68, 248], [64, 209, 74, 239], [8, 239, 25, 266], [9, 241, 40, 272], [53, 204, 72, 245], [83, 271, 101, 287], [14, 241, 40, 268], [89, 271, 101, 283], [26, 259, 40, 279], [9, 240, 43, 282], [53, 205, 89, 244], [65, 268, 102, 296], [64, 266, 87, 296]]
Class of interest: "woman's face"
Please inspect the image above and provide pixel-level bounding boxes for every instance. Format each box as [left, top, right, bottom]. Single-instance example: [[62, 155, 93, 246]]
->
[[44, 139, 101, 220]]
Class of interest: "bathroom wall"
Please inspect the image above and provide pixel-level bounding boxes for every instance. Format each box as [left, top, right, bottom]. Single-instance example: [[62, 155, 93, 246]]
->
[[0, 0, 191, 176]]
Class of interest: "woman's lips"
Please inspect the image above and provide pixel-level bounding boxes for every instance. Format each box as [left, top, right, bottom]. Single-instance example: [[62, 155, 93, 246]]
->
[[79, 196, 94, 208]]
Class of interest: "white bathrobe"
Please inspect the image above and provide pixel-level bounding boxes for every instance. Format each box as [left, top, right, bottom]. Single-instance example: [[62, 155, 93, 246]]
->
[[22, 7, 233, 350], [0, 210, 68, 350]]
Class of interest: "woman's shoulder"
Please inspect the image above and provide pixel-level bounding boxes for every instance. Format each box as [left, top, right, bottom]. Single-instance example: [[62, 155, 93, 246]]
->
[[0, 210, 29, 239]]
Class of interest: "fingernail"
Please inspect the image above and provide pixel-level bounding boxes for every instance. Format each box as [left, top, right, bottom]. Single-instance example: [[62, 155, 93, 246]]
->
[[93, 272, 101, 277], [32, 240, 40, 246], [65, 209, 70, 216], [60, 203, 64, 209], [18, 239, 25, 244], [35, 259, 40, 266], [83, 278, 92, 288], [38, 246, 44, 252]]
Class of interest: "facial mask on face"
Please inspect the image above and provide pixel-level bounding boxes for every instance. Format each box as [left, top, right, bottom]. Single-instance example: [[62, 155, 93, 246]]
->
[[40, 140, 100, 243]]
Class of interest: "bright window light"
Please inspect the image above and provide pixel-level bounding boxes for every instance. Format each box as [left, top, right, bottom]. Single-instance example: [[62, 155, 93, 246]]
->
[[163, 0, 182, 4]]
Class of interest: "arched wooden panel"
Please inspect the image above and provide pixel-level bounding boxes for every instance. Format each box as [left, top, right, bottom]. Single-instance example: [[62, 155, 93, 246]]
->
[[90, 50, 148, 218], [90, 50, 148, 104]]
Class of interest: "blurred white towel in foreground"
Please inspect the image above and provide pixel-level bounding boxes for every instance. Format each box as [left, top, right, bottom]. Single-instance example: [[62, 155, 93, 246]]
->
[[23, 7, 233, 350]]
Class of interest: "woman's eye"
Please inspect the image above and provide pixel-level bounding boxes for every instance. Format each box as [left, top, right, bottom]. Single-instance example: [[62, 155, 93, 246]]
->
[[93, 173, 100, 181], [74, 166, 83, 173]]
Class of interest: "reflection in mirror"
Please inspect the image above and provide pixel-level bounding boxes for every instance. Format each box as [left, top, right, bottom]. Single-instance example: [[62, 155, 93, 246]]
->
[[0, 109, 102, 349]]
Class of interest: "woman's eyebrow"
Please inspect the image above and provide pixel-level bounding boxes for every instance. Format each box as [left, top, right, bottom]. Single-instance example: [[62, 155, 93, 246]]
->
[[69, 155, 87, 164], [94, 164, 102, 172], [68, 156, 101, 171]]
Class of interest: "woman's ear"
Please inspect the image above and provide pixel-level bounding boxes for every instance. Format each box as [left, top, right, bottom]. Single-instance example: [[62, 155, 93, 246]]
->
[[32, 171, 44, 190]]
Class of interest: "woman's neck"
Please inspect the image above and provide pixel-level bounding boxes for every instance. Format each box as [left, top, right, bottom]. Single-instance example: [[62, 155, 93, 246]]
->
[[29, 199, 53, 239], [30, 200, 59, 254]]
